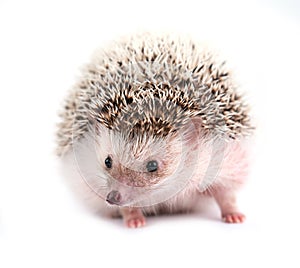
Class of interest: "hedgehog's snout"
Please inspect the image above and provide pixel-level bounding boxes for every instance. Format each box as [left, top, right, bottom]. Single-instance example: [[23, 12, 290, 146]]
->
[[106, 190, 122, 205]]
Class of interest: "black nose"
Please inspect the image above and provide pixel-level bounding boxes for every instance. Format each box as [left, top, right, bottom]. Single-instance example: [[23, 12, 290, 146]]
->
[[106, 190, 122, 205]]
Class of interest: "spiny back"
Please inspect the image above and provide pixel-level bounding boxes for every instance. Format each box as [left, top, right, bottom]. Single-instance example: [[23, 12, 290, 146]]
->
[[57, 33, 252, 156]]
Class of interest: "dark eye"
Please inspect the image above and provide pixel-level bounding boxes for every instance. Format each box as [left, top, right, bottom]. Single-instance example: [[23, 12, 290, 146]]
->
[[105, 156, 112, 168], [146, 160, 158, 172]]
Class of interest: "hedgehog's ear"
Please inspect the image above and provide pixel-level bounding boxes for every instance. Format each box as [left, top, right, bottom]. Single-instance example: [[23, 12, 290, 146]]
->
[[181, 116, 203, 145]]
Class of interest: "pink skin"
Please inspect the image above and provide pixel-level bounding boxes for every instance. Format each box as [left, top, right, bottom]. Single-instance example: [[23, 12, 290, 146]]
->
[[62, 123, 250, 228], [121, 208, 146, 228]]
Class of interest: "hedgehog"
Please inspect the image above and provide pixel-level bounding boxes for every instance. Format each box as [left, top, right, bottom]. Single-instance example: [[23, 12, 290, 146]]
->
[[57, 33, 253, 228]]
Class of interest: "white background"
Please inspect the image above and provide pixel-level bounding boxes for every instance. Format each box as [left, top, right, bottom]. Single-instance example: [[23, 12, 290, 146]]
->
[[0, 0, 300, 267]]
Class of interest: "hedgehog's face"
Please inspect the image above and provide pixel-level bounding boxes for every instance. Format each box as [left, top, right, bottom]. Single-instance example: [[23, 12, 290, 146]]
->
[[95, 127, 188, 206]]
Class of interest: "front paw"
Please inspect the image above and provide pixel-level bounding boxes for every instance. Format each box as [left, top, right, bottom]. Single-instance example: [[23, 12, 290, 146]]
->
[[222, 212, 246, 224], [125, 216, 146, 228], [122, 208, 146, 228]]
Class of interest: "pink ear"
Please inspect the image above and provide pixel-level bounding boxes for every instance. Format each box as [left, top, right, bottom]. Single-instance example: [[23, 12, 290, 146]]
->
[[181, 116, 203, 146], [191, 116, 202, 132]]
